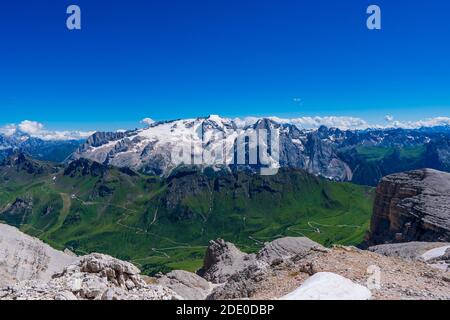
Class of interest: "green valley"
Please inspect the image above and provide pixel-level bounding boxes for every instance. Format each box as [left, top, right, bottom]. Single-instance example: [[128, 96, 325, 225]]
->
[[0, 153, 374, 275]]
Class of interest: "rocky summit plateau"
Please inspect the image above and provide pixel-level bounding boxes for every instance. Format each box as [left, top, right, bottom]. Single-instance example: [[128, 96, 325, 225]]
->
[[1, 224, 449, 300]]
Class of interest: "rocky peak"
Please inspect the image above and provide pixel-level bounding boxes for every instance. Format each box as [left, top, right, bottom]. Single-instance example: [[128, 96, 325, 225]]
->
[[1, 152, 48, 175], [64, 158, 108, 178], [84, 131, 129, 149], [197, 239, 254, 284]]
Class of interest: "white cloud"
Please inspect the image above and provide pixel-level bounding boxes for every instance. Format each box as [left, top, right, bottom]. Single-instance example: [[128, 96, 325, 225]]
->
[[267, 116, 370, 130], [389, 117, 450, 129], [2, 115, 450, 141], [384, 115, 394, 122], [0, 120, 94, 141], [233, 115, 450, 131], [231, 116, 370, 130], [141, 118, 155, 126], [0, 124, 18, 136], [233, 116, 261, 128], [18, 120, 44, 135]]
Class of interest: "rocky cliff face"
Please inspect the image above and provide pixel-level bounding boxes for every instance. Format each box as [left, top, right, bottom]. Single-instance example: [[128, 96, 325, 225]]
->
[[0, 224, 78, 287], [366, 169, 450, 245]]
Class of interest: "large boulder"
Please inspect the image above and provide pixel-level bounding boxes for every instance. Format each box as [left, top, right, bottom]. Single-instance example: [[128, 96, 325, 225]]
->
[[0, 224, 78, 287], [156, 270, 214, 300], [369, 242, 450, 261], [366, 169, 450, 245], [369, 242, 450, 272], [257, 237, 324, 264], [420, 245, 450, 271], [197, 239, 255, 284]]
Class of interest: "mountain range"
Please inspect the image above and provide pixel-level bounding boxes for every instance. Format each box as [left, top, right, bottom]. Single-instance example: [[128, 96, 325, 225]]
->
[[0, 131, 82, 163], [2, 116, 450, 188], [1, 115, 450, 283], [70, 115, 450, 186]]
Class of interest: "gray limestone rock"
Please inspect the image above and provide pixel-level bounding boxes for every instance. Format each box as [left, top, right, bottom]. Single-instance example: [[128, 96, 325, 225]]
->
[[157, 270, 214, 300], [197, 239, 255, 284], [0, 252, 180, 300], [368, 242, 450, 260], [0, 223, 78, 287], [257, 237, 324, 264]]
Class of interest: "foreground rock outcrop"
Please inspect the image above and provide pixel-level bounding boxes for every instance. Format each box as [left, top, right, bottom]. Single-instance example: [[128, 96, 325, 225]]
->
[[0, 253, 179, 300], [366, 169, 450, 245], [201, 238, 449, 300], [0, 224, 77, 287], [198, 237, 325, 286], [1, 225, 449, 300]]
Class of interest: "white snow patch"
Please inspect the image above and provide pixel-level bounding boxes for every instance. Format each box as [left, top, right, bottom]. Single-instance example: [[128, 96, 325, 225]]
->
[[421, 245, 450, 261], [280, 272, 372, 300]]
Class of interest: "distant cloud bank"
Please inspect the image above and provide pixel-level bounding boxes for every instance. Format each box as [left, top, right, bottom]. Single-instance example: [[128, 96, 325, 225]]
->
[[234, 116, 450, 131], [2, 116, 450, 141], [0, 120, 94, 141]]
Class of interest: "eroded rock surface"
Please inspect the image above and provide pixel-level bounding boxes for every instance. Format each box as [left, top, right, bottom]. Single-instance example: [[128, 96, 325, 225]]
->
[[0, 224, 77, 287], [257, 237, 325, 264], [0, 253, 179, 300], [156, 270, 214, 300], [197, 239, 255, 284]]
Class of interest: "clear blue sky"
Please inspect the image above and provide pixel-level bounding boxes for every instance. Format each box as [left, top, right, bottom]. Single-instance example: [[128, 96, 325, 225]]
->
[[1, 0, 449, 131]]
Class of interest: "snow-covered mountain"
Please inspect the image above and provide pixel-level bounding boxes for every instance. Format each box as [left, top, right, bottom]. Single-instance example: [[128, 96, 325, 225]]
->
[[71, 115, 450, 183], [73, 115, 285, 176]]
